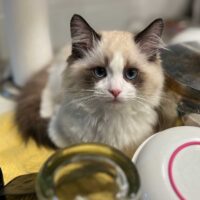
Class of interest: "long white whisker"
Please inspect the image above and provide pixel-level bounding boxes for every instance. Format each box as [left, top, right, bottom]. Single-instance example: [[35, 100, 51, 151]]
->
[[64, 95, 95, 107]]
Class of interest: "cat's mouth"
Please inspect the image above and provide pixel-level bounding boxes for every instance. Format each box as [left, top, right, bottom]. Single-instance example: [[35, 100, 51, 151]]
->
[[107, 98, 122, 104]]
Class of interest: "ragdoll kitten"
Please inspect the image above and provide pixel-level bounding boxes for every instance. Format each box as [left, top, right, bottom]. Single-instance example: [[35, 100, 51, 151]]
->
[[16, 14, 164, 157]]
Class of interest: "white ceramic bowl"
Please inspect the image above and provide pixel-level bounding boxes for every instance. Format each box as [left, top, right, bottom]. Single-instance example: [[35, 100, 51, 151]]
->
[[132, 126, 200, 200]]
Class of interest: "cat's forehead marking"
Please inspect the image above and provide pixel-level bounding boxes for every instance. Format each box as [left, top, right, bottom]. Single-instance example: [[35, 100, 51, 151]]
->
[[100, 31, 140, 67], [109, 52, 124, 73], [101, 31, 136, 51]]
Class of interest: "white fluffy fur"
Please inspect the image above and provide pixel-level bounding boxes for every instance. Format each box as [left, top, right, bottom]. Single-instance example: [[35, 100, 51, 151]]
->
[[49, 98, 157, 150], [40, 46, 69, 118]]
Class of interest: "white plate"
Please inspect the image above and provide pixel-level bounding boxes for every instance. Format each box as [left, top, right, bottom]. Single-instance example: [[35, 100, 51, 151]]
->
[[132, 126, 200, 200]]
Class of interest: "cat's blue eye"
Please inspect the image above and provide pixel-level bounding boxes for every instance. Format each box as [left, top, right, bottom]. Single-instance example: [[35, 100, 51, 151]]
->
[[93, 67, 107, 78], [124, 68, 138, 80]]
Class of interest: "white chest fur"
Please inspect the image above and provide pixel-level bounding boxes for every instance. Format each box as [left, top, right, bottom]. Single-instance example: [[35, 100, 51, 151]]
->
[[48, 102, 157, 150]]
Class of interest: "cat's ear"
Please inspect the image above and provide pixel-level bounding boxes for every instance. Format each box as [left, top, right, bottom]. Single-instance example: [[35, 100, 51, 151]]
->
[[134, 18, 164, 61], [70, 14, 101, 59]]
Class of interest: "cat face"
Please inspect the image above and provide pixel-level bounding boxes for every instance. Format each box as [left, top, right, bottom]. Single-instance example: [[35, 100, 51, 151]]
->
[[63, 15, 164, 109]]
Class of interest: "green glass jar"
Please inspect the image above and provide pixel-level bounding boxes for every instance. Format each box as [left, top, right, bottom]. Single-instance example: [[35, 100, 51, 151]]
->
[[36, 143, 140, 200]]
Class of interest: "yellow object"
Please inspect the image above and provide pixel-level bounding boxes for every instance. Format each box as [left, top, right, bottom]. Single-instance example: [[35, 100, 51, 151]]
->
[[0, 112, 54, 184]]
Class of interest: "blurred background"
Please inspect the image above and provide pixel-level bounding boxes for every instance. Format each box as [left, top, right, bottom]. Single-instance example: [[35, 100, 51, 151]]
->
[[0, 0, 199, 113]]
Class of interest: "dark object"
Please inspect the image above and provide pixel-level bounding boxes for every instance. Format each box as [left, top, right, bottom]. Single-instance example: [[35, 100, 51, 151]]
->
[[0, 173, 37, 200], [178, 99, 200, 115], [161, 42, 200, 120], [161, 42, 200, 101], [0, 168, 4, 189]]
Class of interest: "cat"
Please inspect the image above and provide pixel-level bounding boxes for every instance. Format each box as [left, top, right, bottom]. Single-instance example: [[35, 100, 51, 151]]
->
[[16, 14, 165, 157]]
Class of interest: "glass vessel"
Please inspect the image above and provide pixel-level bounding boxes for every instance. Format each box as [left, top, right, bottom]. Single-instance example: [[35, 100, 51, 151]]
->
[[161, 42, 200, 126], [36, 143, 140, 200]]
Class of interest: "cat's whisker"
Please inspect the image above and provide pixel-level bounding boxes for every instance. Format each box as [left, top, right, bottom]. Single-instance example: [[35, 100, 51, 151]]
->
[[64, 89, 105, 96], [64, 95, 96, 107], [124, 95, 155, 108], [140, 93, 175, 104], [125, 98, 151, 110], [66, 93, 112, 106]]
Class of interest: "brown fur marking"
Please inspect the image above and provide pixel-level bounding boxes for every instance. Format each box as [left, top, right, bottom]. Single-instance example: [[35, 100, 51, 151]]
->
[[15, 69, 57, 149]]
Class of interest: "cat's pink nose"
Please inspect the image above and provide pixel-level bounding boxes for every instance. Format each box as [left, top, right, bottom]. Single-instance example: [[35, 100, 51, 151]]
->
[[109, 89, 121, 97]]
